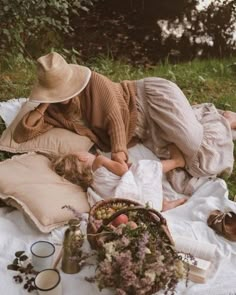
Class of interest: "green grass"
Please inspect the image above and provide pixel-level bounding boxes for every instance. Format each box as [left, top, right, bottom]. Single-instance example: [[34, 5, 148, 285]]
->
[[89, 56, 236, 108], [0, 55, 35, 101], [0, 55, 236, 199]]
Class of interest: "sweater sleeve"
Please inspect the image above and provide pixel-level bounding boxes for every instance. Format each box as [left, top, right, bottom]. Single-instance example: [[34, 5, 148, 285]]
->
[[106, 110, 128, 157], [88, 72, 129, 157], [13, 112, 53, 143]]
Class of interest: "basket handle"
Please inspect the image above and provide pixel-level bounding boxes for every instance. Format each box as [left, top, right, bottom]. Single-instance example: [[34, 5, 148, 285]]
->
[[97, 206, 166, 233], [96, 206, 174, 245]]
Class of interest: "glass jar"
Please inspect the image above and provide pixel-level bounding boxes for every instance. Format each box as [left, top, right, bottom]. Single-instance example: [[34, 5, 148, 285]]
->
[[61, 219, 84, 274]]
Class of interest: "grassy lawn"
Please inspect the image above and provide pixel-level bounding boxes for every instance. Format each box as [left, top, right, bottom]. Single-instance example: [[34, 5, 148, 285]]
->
[[0, 55, 236, 199]]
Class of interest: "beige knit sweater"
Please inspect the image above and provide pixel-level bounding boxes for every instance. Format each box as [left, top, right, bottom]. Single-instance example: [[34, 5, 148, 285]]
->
[[13, 71, 138, 155]]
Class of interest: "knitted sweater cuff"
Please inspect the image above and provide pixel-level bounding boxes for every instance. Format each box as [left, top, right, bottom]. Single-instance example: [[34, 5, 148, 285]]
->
[[13, 113, 52, 143]]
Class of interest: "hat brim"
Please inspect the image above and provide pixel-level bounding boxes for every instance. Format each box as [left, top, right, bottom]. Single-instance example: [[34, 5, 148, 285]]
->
[[29, 64, 91, 103]]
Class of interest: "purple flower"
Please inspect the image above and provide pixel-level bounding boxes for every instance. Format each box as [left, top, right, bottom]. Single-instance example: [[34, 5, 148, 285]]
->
[[94, 211, 187, 295], [136, 232, 149, 260]]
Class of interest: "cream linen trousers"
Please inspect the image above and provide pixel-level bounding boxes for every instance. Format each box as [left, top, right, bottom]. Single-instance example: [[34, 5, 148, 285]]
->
[[135, 78, 234, 178]]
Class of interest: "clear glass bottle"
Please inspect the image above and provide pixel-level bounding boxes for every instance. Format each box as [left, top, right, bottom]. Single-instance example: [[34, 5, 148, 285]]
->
[[61, 219, 84, 274]]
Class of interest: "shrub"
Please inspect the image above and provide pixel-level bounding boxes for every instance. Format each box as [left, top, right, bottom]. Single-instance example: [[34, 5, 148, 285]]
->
[[0, 0, 93, 58]]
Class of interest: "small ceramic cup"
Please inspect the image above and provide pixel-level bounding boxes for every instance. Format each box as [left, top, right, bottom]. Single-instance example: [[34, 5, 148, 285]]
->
[[34, 269, 62, 295], [30, 241, 55, 272]]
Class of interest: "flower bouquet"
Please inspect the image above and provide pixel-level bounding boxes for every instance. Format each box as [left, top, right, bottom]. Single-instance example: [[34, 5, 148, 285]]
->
[[87, 198, 187, 295]]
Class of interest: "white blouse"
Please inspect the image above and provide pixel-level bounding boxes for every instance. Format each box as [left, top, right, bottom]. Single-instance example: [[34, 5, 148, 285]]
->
[[91, 159, 163, 211]]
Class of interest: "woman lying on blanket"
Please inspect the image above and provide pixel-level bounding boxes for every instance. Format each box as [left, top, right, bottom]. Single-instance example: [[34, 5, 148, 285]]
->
[[13, 52, 236, 182], [50, 143, 187, 212]]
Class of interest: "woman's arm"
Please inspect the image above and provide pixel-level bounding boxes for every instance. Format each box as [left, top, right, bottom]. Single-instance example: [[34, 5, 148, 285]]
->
[[13, 103, 52, 143], [83, 72, 129, 161], [111, 151, 127, 164], [25, 103, 49, 126], [92, 155, 128, 176]]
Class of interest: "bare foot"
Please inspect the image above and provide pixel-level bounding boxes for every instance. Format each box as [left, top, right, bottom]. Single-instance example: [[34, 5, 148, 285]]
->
[[223, 111, 236, 129], [162, 197, 188, 212], [168, 144, 185, 168]]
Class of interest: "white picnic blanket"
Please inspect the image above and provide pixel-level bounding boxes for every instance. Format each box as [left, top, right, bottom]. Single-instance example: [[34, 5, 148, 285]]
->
[[0, 99, 236, 295]]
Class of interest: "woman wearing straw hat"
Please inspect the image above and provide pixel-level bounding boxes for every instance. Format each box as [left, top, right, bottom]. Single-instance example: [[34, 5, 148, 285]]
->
[[13, 52, 236, 181]]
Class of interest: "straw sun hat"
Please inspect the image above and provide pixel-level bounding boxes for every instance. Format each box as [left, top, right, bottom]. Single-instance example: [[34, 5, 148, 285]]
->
[[29, 52, 91, 103]]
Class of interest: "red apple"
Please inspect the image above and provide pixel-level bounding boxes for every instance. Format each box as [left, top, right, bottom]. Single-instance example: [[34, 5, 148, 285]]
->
[[112, 214, 129, 227], [127, 221, 138, 229]]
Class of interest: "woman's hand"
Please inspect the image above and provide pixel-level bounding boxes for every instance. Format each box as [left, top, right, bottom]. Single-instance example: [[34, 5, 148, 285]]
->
[[36, 103, 50, 114], [94, 154, 129, 176], [26, 103, 50, 125], [111, 151, 127, 164]]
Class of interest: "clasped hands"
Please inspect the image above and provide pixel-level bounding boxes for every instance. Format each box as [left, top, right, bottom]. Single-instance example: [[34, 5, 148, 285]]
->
[[112, 151, 131, 169]]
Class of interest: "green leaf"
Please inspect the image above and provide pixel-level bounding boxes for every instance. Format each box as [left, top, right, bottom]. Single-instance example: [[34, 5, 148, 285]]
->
[[72, 48, 80, 55], [3, 6, 9, 12], [26, 263, 33, 269], [198, 75, 206, 82], [19, 255, 28, 261], [2, 29, 10, 36], [15, 251, 25, 257], [168, 70, 176, 82], [80, 5, 89, 12], [7, 264, 19, 271]]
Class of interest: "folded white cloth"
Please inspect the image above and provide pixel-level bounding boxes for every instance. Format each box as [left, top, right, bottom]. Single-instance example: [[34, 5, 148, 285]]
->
[[90, 159, 163, 211], [0, 98, 27, 127]]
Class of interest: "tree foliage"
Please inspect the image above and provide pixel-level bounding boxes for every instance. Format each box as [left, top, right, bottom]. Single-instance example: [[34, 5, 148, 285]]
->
[[66, 0, 236, 64], [0, 0, 93, 58], [0, 0, 235, 63], [191, 0, 236, 57]]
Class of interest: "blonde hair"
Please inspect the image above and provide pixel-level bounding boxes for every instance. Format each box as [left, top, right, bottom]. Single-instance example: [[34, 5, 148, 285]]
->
[[50, 154, 93, 191]]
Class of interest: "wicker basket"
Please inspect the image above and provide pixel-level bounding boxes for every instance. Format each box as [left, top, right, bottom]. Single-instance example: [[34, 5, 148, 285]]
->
[[87, 198, 174, 249]]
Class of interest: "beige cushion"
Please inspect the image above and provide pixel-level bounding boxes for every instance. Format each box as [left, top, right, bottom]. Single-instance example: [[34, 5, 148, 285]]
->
[[0, 101, 93, 155], [0, 153, 90, 233]]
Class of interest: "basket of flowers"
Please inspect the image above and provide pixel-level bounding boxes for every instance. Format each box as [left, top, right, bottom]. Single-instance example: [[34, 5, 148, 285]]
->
[[87, 198, 186, 295], [87, 198, 142, 248]]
